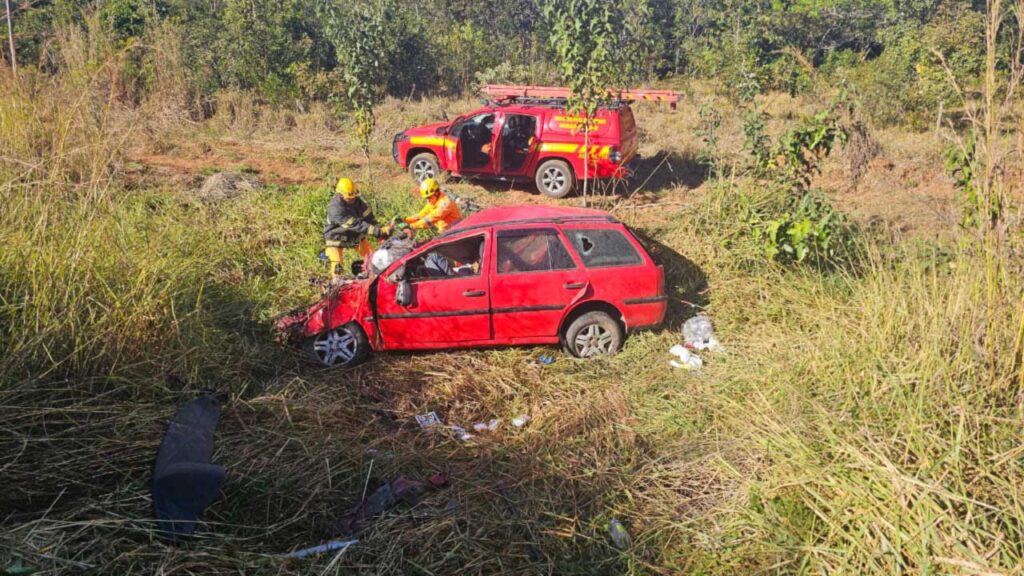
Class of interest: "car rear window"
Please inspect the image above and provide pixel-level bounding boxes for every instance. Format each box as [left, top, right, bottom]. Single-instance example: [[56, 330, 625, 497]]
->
[[497, 228, 576, 273], [566, 228, 643, 268]]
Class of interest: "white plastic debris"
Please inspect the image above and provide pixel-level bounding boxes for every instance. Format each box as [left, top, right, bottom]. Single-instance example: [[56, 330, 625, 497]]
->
[[682, 315, 722, 352], [472, 419, 501, 433], [669, 344, 703, 370], [415, 412, 441, 428], [281, 538, 358, 558], [451, 425, 473, 441], [512, 415, 530, 427]]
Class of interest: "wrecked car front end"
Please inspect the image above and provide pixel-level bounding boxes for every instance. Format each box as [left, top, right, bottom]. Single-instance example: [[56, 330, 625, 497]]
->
[[274, 279, 373, 346]]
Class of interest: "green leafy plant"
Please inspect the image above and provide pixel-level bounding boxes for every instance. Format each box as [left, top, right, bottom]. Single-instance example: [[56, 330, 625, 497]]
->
[[749, 96, 858, 267], [945, 134, 993, 232], [696, 102, 722, 178], [542, 0, 621, 203], [321, 0, 387, 186]]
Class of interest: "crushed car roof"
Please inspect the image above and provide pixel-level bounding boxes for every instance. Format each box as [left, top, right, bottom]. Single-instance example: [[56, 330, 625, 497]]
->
[[442, 205, 616, 236]]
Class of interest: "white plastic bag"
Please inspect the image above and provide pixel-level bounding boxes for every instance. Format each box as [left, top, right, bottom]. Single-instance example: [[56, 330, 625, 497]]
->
[[682, 315, 721, 352]]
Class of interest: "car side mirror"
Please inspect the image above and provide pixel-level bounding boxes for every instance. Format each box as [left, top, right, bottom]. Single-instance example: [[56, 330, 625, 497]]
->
[[395, 279, 411, 307]]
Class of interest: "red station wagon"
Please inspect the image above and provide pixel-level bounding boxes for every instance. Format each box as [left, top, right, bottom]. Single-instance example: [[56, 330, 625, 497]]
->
[[281, 205, 668, 368], [392, 85, 678, 198]]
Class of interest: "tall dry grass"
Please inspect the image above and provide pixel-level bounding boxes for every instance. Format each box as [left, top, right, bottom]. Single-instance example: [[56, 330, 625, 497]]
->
[[3, 14, 1024, 576]]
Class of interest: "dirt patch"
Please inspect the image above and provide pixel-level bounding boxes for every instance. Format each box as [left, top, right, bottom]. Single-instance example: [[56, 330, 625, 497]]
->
[[823, 154, 958, 238]]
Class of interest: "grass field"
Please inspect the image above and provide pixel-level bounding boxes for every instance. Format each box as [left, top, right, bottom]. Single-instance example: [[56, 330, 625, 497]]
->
[[3, 56, 1024, 575]]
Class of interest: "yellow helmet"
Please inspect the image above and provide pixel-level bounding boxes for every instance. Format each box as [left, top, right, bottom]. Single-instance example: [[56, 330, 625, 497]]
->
[[419, 177, 440, 199], [335, 178, 358, 200]]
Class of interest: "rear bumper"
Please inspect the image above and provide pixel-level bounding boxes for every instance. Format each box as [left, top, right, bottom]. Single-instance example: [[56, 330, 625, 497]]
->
[[622, 294, 668, 329]]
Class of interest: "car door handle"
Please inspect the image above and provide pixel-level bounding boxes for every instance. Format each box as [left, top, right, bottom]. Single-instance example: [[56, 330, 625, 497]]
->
[[563, 282, 586, 290], [463, 290, 486, 297]]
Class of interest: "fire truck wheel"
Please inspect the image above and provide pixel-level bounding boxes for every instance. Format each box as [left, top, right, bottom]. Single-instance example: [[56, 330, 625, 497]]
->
[[409, 152, 440, 183], [535, 159, 575, 198]]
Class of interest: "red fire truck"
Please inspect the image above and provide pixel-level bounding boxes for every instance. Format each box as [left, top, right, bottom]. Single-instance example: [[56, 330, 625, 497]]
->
[[392, 85, 679, 198]]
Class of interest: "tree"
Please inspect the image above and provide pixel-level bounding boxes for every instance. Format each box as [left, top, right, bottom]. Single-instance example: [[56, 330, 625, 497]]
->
[[541, 0, 621, 203], [321, 0, 388, 188], [5, 0, 15, 76]]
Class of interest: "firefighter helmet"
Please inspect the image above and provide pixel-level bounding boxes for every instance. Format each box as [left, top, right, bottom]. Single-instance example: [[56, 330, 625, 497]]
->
[[419, 177, 440, 199], [335, 178, 358, 200]]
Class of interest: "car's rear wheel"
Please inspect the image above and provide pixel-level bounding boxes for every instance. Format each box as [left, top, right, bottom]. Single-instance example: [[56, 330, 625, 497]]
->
[[535, 159, 575, 198], [409, 152, 440, 182], [562, 311, 623, 358], [304, 322, 370, 368]]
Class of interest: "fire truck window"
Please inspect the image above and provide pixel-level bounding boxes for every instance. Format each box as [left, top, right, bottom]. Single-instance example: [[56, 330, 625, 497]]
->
[[460, 113, 494, 169], [407, 235, 486, 280], [567, 229, 643, 268], [501, 114, 538, 172], [497, 229, 576, 274]]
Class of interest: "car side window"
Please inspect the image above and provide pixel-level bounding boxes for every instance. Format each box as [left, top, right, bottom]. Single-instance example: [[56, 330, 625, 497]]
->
[[566, 228, 643, 268], [497, 229, 576, 274], [405, 235, 486, 281]]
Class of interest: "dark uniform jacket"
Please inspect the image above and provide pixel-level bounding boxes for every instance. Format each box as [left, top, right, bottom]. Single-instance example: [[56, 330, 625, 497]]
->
[[324, 196, 378, 247]]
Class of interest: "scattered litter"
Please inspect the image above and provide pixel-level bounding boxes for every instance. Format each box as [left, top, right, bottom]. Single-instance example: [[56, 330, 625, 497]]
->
[[528, 354, 556, 367], [512, 415, 531, 427], [451, 425, 474, 441], [415, 411, 442, 428], [4, 558, 36, 575], [281, 538, 358, 559], [472, 419, 501, 432], [607, 518, 632, 549], [332, 473, 448, 536], [682, 314, 722, 352], [152, 393, 227, 543], [669, 344, 703, 370]]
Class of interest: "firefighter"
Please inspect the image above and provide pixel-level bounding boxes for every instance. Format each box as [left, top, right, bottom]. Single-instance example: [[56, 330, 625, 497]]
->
[[324, 178, 386, 280], [403, 178, 462, 233]]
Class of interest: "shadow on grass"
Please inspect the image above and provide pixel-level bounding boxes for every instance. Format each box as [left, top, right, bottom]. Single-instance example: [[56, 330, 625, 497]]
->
[[627, 150, 708, 195], [631, 228, 710, 328]]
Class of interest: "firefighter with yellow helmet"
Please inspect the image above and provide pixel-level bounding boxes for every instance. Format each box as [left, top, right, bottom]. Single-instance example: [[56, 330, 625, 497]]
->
[[403, 178, 462, 233], [324, 178, 386, 280]]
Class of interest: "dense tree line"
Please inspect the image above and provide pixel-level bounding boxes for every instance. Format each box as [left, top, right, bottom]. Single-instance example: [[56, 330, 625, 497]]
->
[[3, 0, 990, 126]]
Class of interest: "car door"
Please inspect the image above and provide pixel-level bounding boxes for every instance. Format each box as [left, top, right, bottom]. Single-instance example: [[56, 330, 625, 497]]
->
[[488, 226, 588, 342], [448, 111, 496, 176], [375, 232, 492, 348], [495, 112, 539, 176]]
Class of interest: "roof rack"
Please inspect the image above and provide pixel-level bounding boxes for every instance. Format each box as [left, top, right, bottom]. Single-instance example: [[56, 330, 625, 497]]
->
[[481, 85, 680, 109]]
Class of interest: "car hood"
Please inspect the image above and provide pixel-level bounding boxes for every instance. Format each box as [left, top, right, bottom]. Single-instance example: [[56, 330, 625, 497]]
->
[[403, 121, 451, 137]]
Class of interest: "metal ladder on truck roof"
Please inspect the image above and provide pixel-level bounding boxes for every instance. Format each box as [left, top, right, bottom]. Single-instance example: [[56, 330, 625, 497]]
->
[[481, 85, 680, 109]]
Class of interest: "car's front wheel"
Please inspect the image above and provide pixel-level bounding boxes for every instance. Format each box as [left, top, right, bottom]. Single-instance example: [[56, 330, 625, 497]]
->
[[409, 152, 440, 183], [304, 322, 370, 368], [562, 311, 624, 358], [535, 159, 575, 198]]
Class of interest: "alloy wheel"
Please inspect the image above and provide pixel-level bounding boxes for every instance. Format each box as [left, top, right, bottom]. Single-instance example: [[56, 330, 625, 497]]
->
[[572, 323, 614, 357], [311, 327, 358, 366]]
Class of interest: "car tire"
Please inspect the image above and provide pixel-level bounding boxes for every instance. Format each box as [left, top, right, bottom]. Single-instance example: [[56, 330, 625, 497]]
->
[[409, 152, 440, 183], [562, 311, 624, 358], [535, 159, 575, 198], [304, 322, 370, 368]]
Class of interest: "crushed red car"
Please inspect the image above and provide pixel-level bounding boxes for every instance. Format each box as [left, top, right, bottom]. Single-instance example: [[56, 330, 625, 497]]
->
[[277, 205, 668, 368], [392, 85, 679, 198]]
